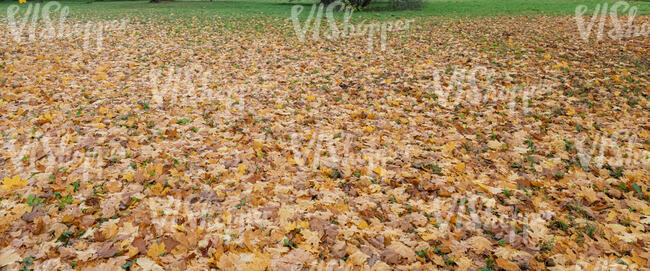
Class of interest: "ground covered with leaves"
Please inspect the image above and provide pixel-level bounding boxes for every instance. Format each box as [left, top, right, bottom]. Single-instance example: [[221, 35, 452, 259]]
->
[[1, 13, 649, 271]]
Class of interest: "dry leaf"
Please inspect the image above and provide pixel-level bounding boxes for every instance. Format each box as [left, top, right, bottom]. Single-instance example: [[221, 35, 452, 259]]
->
[[147, 242, 166, 259], [0, 247, 21, 267], [496, 257, 521, 271], [1, 175, 28, 191]]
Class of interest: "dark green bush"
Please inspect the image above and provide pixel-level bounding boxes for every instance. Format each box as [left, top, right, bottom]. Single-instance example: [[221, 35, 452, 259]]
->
[[389, 0, 423, 10]]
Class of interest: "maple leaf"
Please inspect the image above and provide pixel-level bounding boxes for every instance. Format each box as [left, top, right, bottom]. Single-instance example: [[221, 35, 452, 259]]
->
[[147, 242, 166, 259], [496, 257, 521, 271], [135, 257, 163, 271], [386, 242, 416, 262], [467, 236, 492, 254], [347, 250, 369, 265], [443, 141, 456, 154], [456, 257, 472, 271], [19, 0, 27, 3], [0, 247, 21, 267], [123, 172, 134, 181], [246, 252, 270, 271], [1, 175, 28, 191], [173, 224, 185, 232], [373, 165, 385, 177]]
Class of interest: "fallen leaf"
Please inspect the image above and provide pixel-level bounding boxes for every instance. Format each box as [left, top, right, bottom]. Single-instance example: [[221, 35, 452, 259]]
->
[[1, 175, 28, 191], [0, 247, 21, 267], [147, 242, 166, 259], [496, 257, 521, 271]]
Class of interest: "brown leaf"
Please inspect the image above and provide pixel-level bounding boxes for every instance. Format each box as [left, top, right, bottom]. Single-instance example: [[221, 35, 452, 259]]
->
[[496, 257, 521, 271], [21, 207, 46, 223], [97, 242, 119, 259]]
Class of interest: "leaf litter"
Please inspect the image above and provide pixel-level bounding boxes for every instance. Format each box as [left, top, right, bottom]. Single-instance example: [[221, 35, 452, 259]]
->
[[0, 12, 649, 271]]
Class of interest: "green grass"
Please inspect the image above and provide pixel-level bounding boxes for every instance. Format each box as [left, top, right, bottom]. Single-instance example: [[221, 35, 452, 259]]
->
[[1, 0, 649, 22]]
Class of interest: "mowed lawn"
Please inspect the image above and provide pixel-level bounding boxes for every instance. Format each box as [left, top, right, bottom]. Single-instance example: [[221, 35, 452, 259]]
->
[[1, 0, 650, 20]]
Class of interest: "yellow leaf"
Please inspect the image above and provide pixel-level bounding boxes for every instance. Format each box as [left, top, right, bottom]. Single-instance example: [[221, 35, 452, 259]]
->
[[96, 72, 107, 81], [621, 69, 629, 76], [475, 182, 491, 194], [299, 220, 309, 229], [443, 141, 456, 154], [358, 220, 368, 230], [123, 172, 134, 182], [566, 107, 576, 115], [320, 167, 333, 177], [150, 183, 163, 195], [455, 162, 465, 173], [364, 125, 375, 133], [222, 210, 232, 225], [1, 175, 28, 191], [285, 221, 297, 233], [543, 54, 551, 60], [125, 245, 139, 258], [147, 242, 166, 259], [373, 165, 385, 177], [306, 95, 315, 101], [605, 210, 616, 222], [173, 224, 185, 232], [238, 164, 247, 175], [332, 201, 349, 213], [284, 221, 298, 232], [38, 113, 53, 124]]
